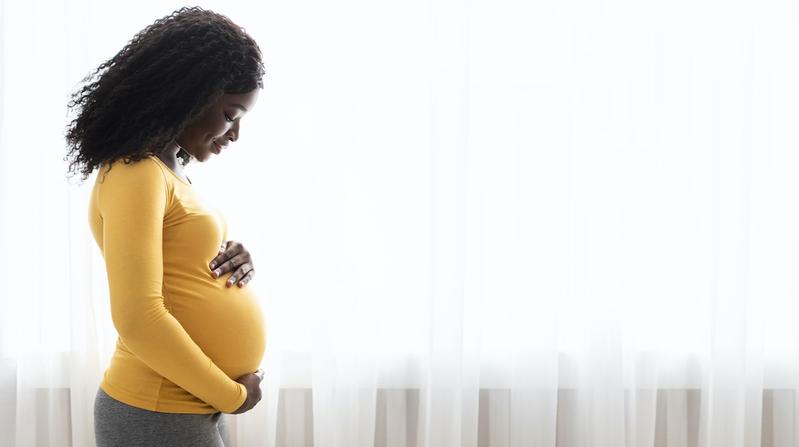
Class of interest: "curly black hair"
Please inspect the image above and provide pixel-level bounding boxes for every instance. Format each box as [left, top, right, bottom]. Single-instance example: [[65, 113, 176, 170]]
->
[[64, 6, 265, 183]]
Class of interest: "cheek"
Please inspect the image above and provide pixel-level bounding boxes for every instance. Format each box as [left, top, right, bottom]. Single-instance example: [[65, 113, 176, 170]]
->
[[200, 117, 230, 140], [182, 108, 230, 143]]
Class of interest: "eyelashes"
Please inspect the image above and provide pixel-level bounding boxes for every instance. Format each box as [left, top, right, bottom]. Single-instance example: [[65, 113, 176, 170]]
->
[[224, 112, 234, 123]]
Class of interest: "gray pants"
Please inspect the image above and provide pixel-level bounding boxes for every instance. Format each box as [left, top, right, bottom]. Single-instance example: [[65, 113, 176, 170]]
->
[[94, 387, 231, 447]]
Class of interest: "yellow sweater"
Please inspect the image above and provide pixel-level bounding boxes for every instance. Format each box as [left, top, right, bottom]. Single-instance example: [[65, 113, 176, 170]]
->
[[88, 155, 266, 414]]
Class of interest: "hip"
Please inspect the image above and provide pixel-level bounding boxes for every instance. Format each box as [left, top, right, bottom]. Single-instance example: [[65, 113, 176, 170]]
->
[[93, 387, 230, 447]]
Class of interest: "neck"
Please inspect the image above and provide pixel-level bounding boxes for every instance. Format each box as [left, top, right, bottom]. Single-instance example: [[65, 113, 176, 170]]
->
[[160, 140, 182, 160]]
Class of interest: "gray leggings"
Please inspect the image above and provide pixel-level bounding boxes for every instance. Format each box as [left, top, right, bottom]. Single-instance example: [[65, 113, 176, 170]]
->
[[94, 387, 231, 447]]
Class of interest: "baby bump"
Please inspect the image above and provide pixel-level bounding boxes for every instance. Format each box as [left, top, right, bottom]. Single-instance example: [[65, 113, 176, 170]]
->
[[164, 280, 266, 379]]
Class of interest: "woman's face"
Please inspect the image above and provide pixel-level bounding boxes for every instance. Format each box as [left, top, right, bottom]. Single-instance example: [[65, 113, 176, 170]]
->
[[175, 88, 260, 162]]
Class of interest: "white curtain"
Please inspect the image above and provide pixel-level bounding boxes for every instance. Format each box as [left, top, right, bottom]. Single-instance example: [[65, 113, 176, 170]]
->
[[1, 0, 797, 445]]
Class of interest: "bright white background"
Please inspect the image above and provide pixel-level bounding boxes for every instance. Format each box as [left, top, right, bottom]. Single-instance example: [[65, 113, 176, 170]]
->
[[1, 0, 798, 446]]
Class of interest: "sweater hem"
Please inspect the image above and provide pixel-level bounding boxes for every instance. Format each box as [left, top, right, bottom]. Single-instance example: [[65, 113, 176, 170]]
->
[[99, 379, 219, 414]]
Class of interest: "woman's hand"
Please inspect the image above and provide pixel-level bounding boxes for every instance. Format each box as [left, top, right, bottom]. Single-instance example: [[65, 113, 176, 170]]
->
[[229, 368, 264, 414], [208, 240, 255, 288]]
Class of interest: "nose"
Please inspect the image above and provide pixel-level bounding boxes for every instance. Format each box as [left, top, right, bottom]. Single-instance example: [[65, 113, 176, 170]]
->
[[226, 121, 239, 142]]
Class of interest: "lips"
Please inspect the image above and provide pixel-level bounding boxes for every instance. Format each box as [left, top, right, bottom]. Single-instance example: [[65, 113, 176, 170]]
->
[[212, 141, 223, 154]]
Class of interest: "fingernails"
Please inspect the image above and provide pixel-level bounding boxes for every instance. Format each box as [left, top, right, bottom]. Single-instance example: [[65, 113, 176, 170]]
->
[[213, 269, 220, 277], [209, 261, 216, 269]]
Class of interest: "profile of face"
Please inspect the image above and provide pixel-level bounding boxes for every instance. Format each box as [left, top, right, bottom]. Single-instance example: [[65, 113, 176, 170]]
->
[[175, 88, 260, 162]]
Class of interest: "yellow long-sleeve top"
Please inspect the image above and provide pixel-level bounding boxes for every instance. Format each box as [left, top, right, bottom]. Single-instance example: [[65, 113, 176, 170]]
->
[[88, 154, 266, 414]]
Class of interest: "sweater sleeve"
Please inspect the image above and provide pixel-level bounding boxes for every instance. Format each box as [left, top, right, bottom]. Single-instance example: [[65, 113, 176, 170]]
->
[[97, 159, 247, 414]]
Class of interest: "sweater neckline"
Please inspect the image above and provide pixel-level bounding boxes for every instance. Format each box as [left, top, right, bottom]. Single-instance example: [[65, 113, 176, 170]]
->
[[151, 155, 192, 185]]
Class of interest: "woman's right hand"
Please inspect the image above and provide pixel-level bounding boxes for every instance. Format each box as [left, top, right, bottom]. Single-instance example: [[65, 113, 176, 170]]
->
[[230, 368, 264, 414]]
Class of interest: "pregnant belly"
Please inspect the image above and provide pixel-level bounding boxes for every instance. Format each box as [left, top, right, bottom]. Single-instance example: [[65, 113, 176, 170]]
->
[[163, 276, 266, 380]]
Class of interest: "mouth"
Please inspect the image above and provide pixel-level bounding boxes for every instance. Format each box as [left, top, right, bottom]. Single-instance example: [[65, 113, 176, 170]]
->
[[212, 141, 223, 154]]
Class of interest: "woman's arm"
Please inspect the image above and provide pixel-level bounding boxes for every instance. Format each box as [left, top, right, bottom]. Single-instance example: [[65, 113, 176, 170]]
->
[[97, 159, 246, 413]]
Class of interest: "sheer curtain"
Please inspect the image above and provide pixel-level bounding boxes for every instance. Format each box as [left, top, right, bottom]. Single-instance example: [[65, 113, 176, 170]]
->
[[1, 0, 796, 446]]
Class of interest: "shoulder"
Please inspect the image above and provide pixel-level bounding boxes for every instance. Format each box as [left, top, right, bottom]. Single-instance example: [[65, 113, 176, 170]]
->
[[98, 156, 167, 186], [95, 156, 173, 210], [94, 156, 173, 218]]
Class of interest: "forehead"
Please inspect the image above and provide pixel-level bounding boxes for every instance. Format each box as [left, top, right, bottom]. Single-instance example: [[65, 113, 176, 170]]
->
[[220, 89, 259, 110]]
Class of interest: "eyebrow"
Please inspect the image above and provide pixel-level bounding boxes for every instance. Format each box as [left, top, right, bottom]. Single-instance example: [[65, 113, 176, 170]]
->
[[230, 103, 248, 112]]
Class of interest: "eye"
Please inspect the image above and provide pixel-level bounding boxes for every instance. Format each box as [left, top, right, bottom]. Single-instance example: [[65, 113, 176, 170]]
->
[[224, 112, 234, 123]]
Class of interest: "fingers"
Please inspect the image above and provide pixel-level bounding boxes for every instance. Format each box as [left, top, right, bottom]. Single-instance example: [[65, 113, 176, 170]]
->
[[224, 259, 252, 287], [232, 265, 255, 288], [208, 241, 229, 271], [209, 241, 253, 278], [209, 240, 238, 272], [209, 241, 256, 288], [211, 252, 246, 279]]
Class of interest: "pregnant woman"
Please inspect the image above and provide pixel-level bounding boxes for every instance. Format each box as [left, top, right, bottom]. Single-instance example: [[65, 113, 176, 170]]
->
[[64, 7, 266, 446]]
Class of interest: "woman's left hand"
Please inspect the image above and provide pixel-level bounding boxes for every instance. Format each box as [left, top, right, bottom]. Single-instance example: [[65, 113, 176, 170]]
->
[[209, 240, 255, 288]]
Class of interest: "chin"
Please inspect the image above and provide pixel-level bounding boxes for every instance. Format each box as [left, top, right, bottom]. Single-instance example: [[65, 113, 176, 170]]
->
[[190, 150, 210, 162]]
